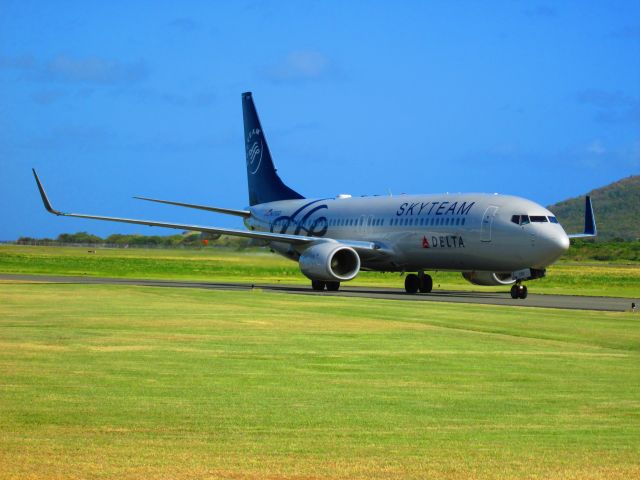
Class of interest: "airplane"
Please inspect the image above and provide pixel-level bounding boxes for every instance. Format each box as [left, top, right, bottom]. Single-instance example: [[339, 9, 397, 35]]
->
[[33, 92, 597, 299]]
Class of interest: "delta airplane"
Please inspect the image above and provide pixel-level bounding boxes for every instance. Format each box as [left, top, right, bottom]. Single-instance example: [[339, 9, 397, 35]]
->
[[33, 92, 597, 299]]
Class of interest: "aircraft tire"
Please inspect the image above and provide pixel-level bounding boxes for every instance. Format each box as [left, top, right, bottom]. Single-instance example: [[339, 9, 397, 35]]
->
[[419, 274, 433, 293], [326, 281, 340, 291], [311, 280, 326, 291], [405, 274, 420, 294], [511, 284, 528, 299]]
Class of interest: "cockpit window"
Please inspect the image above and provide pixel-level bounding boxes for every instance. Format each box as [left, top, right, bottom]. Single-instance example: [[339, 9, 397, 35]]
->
[[511, 214, 530, 225], [530, 216, 548, 223], [548, 216, 558, 224]]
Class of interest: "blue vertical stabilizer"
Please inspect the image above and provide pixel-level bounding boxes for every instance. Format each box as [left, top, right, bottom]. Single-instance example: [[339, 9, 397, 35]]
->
[[242, 92, 304, 206]]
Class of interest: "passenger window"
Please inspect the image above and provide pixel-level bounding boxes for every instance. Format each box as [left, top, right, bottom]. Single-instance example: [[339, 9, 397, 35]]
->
[[461, 218, 466, 225]]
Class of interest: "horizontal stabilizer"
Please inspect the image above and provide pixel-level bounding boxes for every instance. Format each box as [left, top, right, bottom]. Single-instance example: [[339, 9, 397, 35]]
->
[[567, 196, 597, 239], [134, 196, 250, 218]]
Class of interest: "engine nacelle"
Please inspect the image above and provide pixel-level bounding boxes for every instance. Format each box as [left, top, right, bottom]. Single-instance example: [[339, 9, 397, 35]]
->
[[462, 271, 516, 286], [200, 232, 222, 241], [299, 243, 361, 282]]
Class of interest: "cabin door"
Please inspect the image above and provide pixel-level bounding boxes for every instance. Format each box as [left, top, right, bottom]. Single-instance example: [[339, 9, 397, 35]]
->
[[481, 206, 498, 242]]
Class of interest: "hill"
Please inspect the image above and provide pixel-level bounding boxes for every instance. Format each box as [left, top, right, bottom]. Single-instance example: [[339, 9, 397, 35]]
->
[[547, 175, 640, 241]]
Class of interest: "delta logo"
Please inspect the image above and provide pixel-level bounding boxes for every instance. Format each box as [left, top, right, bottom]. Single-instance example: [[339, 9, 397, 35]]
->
[[422, 235, 465, 249]]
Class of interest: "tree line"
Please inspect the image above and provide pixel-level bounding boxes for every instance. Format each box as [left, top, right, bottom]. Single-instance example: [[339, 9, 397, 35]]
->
[[16, 231, 249, 248]]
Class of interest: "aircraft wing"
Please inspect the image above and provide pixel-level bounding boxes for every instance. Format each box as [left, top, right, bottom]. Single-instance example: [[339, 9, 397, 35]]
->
[[33, 169, 384, 252]]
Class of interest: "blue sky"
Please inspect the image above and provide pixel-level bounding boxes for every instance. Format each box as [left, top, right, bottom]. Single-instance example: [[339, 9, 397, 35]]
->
[[1, 1, 638, 239]]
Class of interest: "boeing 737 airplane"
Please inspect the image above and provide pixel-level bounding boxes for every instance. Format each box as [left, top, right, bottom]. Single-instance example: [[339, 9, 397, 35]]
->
[[33, 92, 597, 299]]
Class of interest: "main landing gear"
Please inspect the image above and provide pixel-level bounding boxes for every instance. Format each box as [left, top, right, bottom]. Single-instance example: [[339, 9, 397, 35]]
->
[[510, 283, 528, 299], [311, 280, 340, 292], [404, 271, 433, 294]]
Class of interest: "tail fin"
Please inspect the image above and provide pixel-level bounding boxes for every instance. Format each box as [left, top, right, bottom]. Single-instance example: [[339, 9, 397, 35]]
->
[[242, 92, 304, 206]]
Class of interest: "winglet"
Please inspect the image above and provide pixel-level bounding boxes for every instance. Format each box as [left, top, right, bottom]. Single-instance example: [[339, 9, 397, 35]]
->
[[584, 195, 596, 236], [567, 195, 597, 239], [32, 169, 63, 215]]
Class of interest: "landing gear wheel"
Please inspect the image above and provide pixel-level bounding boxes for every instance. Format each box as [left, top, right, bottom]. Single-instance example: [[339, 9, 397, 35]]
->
[[419, 274, 433, 293], [311, 280, 326, 291], [404, 274, 420, 294], [326, 281, 340, 292], [510, 284, 528, 299]]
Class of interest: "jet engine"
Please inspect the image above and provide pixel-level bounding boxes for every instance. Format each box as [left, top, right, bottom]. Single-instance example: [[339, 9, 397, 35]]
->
[[462, 271, 516, 286], [299, 243, 361, 282], [200, 232, 221, 242]]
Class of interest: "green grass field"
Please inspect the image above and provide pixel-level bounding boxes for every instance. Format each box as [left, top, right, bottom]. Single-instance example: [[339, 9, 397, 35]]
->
[[1, 245, 639, 478], [1, 282, 639, 479], [1, 245, 639, 297]]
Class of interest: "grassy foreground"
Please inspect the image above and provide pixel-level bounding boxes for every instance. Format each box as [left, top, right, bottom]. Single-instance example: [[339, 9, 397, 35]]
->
[[1, 245, 639, 297], [1, 282, 639, 479]]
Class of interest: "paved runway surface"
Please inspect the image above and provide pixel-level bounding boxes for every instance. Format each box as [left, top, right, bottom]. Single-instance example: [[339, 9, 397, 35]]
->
[[1, 273, 634, 312]]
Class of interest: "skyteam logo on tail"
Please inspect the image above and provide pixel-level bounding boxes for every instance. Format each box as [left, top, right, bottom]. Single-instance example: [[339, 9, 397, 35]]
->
[[246, 128, 263, 175]]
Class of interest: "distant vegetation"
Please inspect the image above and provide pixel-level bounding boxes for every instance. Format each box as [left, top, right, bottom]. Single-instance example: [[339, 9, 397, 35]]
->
[[548, 175, 640, 241], [16, 231, 249, 249], [567, 239, 640, 262]]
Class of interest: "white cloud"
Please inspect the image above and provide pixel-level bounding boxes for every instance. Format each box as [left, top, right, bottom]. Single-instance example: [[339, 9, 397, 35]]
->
[[0, 54, 148, 85], [167, 17, 198, 32], [587, 140, 606, 155], [261, 50, 334, 83]]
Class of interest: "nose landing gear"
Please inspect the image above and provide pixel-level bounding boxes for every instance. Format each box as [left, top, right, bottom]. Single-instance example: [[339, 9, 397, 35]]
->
[[510, 283, 528, 299]]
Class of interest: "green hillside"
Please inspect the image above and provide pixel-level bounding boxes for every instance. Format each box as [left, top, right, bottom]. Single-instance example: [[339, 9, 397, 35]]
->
[[548, 175, 640, 241]]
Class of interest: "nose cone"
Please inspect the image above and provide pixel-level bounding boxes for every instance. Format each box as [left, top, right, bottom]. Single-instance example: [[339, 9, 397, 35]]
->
[[557, 233, 570, 252], [537, 231, 570, 266]]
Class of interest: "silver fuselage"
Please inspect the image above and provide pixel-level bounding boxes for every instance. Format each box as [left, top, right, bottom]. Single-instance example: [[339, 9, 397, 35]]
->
[[247, 193, 570, 273]]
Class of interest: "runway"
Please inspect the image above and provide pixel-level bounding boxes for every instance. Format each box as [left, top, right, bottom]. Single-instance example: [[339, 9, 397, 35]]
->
[[1, 273, 634, 312]]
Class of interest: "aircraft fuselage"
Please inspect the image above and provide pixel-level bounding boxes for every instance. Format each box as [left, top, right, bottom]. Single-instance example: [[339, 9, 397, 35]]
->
[[247, 193, 570, 273]]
